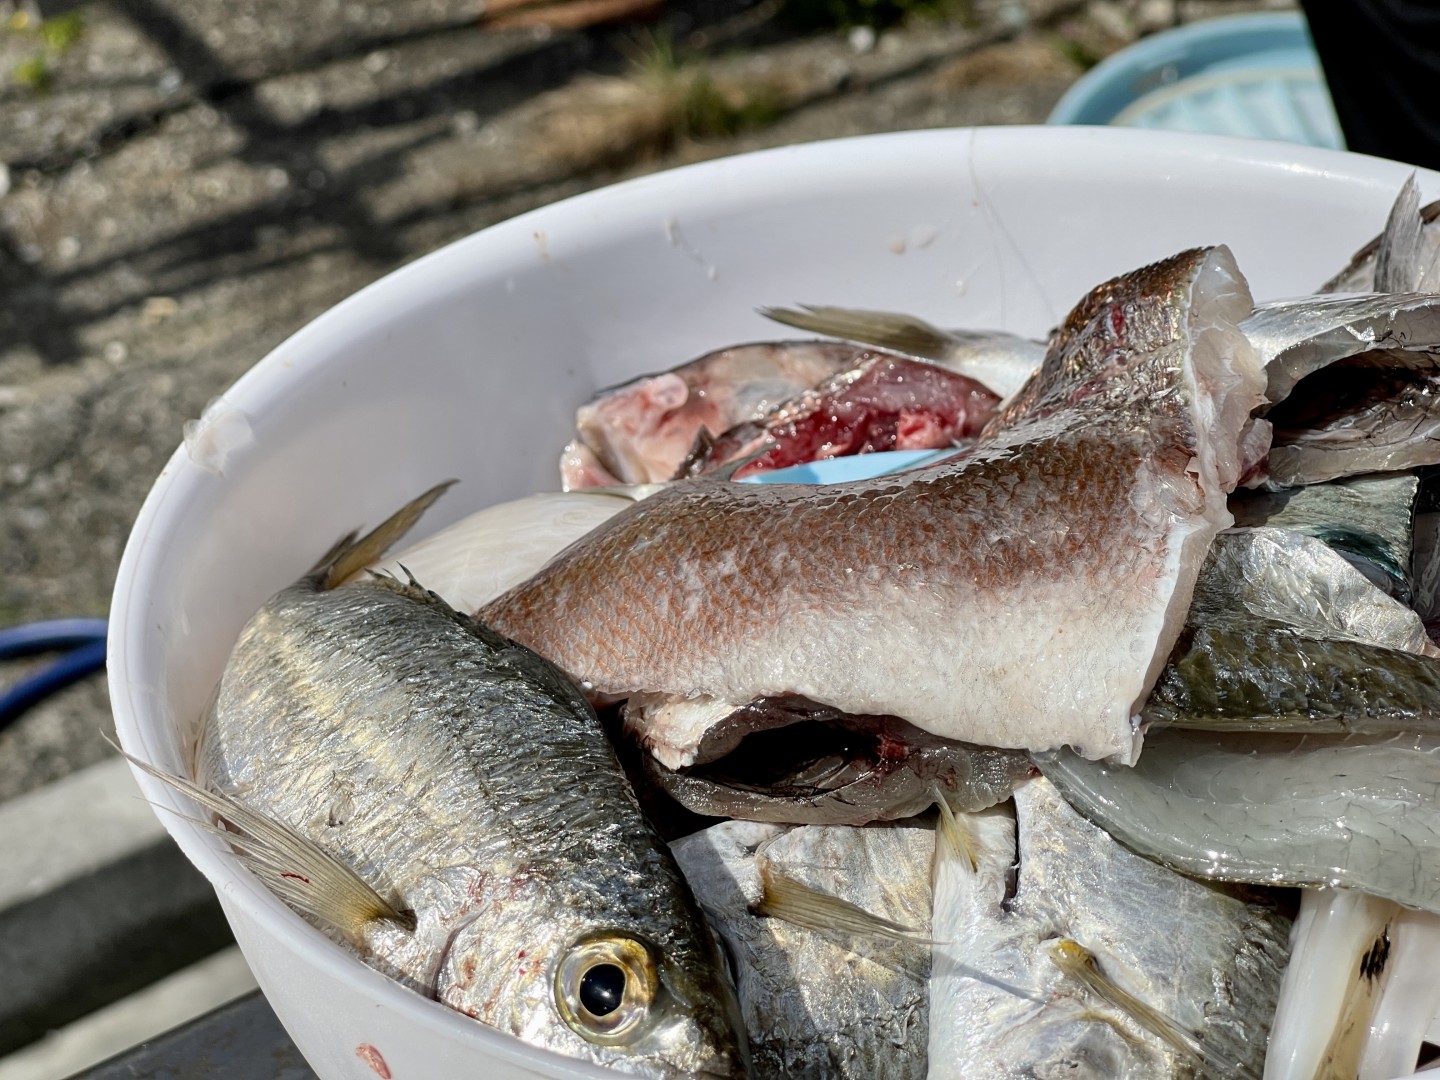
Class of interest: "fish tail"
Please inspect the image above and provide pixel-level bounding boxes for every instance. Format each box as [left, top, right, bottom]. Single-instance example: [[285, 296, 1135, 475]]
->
[[316, 480, 458, 590], [120, 748, 415, 945], [759, 304, 955, 361]]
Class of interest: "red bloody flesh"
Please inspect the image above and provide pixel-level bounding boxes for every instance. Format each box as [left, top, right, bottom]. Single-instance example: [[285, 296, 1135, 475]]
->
[[705, 354, 1000, 478]]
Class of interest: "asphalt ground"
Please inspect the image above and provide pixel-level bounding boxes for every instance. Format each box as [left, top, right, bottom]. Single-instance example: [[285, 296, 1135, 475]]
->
[[0, 0, 1293, 803]]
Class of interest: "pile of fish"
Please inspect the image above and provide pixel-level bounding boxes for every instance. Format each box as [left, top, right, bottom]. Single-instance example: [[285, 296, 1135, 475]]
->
[[139, 177, 1440, 1079]]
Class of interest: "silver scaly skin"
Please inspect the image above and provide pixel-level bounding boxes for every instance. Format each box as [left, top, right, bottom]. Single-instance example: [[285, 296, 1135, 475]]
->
[[198, 490, 747, 1079], [929, 777, 1290, 1080], [671, 819, 932, 1080]]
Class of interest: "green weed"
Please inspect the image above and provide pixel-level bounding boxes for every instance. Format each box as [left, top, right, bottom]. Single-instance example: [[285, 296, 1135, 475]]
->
[[624, 28, 784, 141], [6, 10, 86, 93]]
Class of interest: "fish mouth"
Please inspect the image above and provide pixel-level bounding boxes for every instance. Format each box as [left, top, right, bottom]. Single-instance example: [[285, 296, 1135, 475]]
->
[[633, 697, 1031, 826]]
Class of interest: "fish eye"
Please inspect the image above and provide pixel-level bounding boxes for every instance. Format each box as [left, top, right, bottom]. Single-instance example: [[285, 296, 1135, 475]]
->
[[555, 933, 660, 1044]]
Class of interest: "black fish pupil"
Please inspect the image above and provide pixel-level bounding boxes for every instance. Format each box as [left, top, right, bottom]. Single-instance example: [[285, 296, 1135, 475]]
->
[[579, 963, 626, 1017]]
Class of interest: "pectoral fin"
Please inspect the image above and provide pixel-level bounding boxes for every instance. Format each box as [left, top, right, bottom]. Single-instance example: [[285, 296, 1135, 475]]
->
[[123, 750, 415, 944]]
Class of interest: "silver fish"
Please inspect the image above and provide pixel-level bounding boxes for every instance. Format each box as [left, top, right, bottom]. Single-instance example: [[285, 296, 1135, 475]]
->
[[928, 777, 1289, 1080], [482, 247, 1265, 765], [1236, 292, 1440, 487], [1413, 470, 1440, 632], [1228, 473, 1420, 600], [1037, 728, 1440, 915], [1145, 527, 1440, 734], [172, 486, 747, 1078], [671, 818, 933, 1079]]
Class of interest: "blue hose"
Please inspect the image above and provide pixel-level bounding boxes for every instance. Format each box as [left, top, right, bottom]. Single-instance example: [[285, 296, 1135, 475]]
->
[[0, 620, 108, 731], [0, 618, 108, 661]]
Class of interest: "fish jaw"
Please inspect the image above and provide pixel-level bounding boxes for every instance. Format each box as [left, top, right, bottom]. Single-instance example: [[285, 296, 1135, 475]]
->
[[565, 343, 868, 488], [483, 247, 1263, 763]]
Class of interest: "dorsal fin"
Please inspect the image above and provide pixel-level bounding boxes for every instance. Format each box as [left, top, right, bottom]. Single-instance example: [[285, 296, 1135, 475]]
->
[[317, 480, 457, 590], [1375, 173, 1423, 293], [760, 304, 954, 361]]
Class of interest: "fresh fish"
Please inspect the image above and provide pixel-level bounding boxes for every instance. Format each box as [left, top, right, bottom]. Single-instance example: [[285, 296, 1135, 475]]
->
[[1320, 177, 1440, 293], [928, 776, 1289, 1080], [760, 304, 1048, 402], [482, 246, 1265, 765], [631, 697, 1033, 826], [369, 489, 1030, 826], [560, 342, 875, 488], [680, 352, 998, 480], [1243, 294, 1440, 408], [1036, 728, 1440, 915], [160, 486, 747, 1078], [1145, 527, 1440, 734], [1237, 293, 1440, 487], [369, 486, 662, 613], [1263, 352, 1440, 489], [671, 818, 933, 1079], [1229, 473, 1419, 600]]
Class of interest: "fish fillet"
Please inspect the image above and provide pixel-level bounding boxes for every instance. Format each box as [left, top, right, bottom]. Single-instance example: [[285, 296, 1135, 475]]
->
[[482, 247, 1264, 763]]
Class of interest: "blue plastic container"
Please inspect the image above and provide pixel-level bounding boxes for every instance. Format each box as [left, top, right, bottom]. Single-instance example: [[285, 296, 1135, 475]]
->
[[1048, 11, 1343, 150], [739, 448, 957, 484]]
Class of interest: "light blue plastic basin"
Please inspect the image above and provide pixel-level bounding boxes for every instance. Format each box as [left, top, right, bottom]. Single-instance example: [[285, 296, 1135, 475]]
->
[[1047, 11, 1343, 150], [738, 448, 958, 484]]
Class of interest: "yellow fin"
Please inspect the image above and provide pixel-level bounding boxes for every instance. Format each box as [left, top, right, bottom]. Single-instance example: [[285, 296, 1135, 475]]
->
[[1049, 939, 1255, 1080], [319, 480, 457, 590], [932, 791, 978, 877], [755, 862, 932, 944], [122, 750, 414, 945], [760, 304, 954, 361]]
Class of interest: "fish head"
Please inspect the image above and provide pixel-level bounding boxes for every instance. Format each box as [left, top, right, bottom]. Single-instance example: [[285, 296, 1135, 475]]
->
[[575, 372, 702, 486], [435, 890, 748, 1078]]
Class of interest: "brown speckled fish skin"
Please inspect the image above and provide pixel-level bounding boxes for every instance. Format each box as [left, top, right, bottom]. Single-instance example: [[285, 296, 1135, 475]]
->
[[482, 248, 1263, 763]]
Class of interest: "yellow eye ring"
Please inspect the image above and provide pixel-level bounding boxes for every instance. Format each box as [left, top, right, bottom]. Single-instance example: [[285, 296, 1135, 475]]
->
[[555, 933, 661, 1045]]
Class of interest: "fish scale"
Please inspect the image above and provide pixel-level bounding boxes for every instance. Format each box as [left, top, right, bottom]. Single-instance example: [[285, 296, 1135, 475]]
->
[[484, 248, 1264, 765]]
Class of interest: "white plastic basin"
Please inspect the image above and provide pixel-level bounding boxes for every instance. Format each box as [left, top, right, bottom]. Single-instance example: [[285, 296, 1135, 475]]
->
[[109, 126, 1436, 1080]]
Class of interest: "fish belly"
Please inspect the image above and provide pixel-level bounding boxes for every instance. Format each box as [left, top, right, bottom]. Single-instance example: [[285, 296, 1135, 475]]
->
[[485, 426, 1207, 763]]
